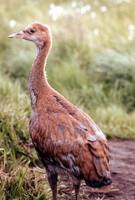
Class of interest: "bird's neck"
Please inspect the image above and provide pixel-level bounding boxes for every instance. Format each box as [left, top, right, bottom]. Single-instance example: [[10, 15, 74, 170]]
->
[[29, 42, 51, 110]]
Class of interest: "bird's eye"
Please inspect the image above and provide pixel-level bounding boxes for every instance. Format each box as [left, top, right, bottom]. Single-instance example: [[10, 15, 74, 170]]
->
[[29, 29, 36, 34]]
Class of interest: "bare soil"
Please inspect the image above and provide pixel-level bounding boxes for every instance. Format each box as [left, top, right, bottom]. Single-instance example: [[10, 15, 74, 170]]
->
[[55, 139, 135, 200]]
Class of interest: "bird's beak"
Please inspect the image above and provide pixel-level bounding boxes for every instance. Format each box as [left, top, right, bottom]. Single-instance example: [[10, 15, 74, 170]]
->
[[8, 30, 24, 39]]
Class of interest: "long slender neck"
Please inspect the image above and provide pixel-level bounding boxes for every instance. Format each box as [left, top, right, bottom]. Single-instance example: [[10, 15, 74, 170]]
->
[[29, 41, 51, 109]]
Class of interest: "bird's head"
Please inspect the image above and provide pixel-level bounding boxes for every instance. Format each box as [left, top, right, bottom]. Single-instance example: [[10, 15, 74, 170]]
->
[[8, 22, 52, 48]]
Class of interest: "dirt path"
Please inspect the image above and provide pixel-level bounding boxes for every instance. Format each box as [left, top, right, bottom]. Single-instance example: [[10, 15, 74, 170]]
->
[[55, 140, 135, 200]]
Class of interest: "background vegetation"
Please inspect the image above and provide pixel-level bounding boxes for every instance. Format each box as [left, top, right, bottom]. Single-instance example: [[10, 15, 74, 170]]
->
[[0, 0, 135, 199]]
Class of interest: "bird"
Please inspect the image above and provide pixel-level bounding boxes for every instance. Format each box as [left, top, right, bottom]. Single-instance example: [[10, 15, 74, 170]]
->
[[8, 22, 112, 200]]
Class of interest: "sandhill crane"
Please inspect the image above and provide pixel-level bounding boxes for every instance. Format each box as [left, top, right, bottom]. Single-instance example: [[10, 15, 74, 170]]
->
[[8, 22, 112, 200]]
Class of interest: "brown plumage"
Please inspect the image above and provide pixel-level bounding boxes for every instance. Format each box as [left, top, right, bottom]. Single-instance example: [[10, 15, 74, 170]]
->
[[8, 23, 112, 200]]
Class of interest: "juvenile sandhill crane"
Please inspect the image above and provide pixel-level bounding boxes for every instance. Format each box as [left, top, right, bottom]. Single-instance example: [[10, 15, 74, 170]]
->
[[9, 23, 112, 200]]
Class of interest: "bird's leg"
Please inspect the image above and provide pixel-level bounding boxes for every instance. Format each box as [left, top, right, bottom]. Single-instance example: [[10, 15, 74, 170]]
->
[[47, 172, 58, 200], [73, 180, 81, 200]]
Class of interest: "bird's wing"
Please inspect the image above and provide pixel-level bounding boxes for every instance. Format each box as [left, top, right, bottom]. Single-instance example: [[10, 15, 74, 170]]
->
[[35, 113, 109, 180], [51, 93, 110, 179], [62, 109, 110, 179], [31, 93, 110, 180]]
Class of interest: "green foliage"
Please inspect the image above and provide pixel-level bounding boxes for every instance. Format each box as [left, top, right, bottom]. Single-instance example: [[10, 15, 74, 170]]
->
[[1, 0, 135, 199], [0, 75, 50, 199]]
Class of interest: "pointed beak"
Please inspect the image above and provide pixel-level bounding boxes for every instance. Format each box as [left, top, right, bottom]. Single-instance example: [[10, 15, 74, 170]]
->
[[8, 31, 24, 39]]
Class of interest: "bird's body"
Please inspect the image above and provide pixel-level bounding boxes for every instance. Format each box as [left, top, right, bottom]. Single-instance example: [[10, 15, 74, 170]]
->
[[9, 23, 112, 200]]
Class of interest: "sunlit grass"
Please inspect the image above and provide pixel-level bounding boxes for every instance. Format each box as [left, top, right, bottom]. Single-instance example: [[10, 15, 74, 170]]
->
[[0, 74, 51, 199]]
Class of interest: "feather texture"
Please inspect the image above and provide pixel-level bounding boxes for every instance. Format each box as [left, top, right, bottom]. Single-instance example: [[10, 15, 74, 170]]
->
[[10, 22, 112, 200], [30, 91, 111, 183]]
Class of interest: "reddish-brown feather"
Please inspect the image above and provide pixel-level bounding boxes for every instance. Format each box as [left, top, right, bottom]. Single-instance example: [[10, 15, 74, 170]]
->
[[29, 90, 110, 180], [10, 22, 112, 200]]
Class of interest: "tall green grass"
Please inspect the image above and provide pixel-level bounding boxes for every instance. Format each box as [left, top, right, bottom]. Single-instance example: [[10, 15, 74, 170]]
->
[[0, 74, 51, 199]]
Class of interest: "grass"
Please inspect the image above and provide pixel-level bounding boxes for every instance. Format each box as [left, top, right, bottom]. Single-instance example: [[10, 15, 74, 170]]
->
[[0, 74, 51, 199], [0, 0, 135, 199]]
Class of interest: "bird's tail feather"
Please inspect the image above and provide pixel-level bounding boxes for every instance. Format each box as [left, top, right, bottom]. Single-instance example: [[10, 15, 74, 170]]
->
[[86, 140, 112, 188]]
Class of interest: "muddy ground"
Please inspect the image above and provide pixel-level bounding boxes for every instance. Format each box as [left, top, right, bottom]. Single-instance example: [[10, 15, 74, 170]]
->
[[54, 140, 135, 200]]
